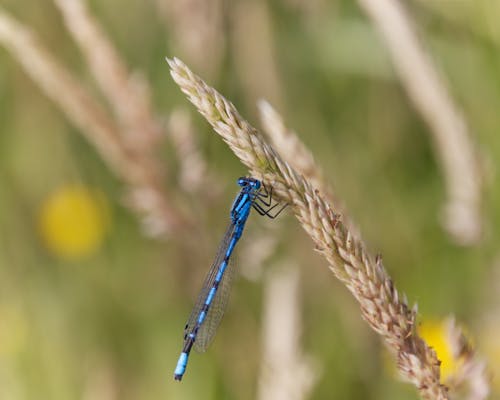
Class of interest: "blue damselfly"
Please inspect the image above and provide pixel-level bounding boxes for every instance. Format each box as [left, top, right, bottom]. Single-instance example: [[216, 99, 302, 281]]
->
[[174, 177, 286, 381]]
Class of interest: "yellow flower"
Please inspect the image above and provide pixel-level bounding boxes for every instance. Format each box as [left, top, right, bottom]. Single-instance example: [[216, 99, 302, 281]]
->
[[418, 319, 461, 381], [38, 185, 110, 260]]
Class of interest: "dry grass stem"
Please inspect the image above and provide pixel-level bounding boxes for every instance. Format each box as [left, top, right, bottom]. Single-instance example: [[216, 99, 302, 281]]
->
[[156, 0, 224, 78], [0, 9, 188, 236], [53, 0, 162, 150], [168, 57, 449, 400], [231, 2, 283, 108], [0, 10, 127, 178], [258, 264, 317, 400], [239, 226, 279, 282], [52, 0, 184, 235], [167, 108, 213, 194], [358, 0, 482, 245], [258, 100, 360, 238], [258, 100, 327, 199], [445, 318, 490, 400], [82, 358, 118, 400]]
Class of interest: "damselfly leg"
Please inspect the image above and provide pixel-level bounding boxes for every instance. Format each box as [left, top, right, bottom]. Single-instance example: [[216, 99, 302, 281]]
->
[[252, 183, 288, 219]]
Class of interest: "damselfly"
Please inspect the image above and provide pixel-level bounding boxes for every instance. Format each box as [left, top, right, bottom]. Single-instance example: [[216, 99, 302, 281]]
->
[[174, 177, 286, 381]]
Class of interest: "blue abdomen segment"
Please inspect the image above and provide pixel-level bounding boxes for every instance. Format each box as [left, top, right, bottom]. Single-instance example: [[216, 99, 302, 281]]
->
[[174, 352, 189, 381]]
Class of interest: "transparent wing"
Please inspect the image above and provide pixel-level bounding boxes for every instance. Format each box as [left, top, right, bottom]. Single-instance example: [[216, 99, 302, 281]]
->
[[194, 255, 237, 352], [183, 222, 238, 352]]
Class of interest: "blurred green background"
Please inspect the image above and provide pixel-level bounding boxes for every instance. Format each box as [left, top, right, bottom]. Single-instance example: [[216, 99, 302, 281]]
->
[[1, 0, 499, 399]]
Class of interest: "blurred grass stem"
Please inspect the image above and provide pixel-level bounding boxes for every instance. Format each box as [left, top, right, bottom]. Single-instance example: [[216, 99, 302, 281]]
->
[[358, 0, 483, 245], [258, 264, 317, 400], [0, 8, 189, 236]]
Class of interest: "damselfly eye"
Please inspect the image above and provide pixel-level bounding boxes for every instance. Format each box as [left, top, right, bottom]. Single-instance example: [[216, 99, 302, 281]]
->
[[237, 177, 250, 187], [245, 178, 260, 189]]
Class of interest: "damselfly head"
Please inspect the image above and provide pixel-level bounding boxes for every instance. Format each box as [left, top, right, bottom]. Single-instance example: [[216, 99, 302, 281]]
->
[[237, 177, 261, 189]]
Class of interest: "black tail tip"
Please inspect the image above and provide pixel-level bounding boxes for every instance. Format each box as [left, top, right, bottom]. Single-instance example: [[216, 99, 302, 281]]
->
[[174, 374, 183, 381]]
